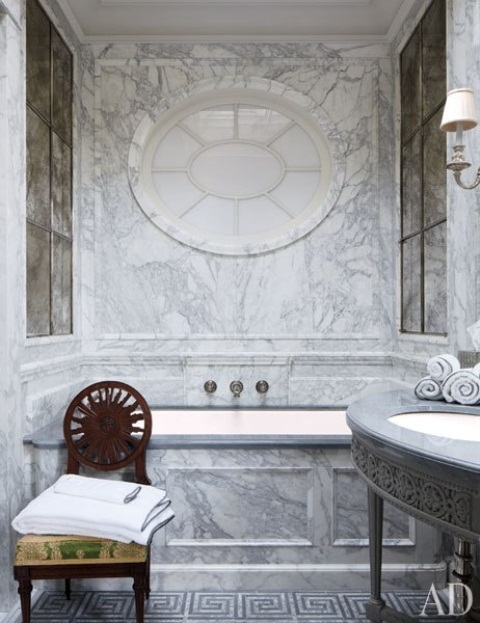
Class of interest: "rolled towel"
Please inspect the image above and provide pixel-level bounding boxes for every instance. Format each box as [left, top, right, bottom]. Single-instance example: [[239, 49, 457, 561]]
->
[[54, 474, 142, 504], [427, 354, 460, 381], [442, 370, 480, 405], [414, 376, 443, 401]]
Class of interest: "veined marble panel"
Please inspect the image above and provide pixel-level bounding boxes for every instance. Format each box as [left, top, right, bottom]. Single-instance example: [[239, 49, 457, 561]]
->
[[27, 432, 443, 591], [0, 7, 26, 614], [0, 0, 21, 27], [333, 467, 414, 546], [445, 0, 480, 352], [89, 47, 394, 351], [165, 466, 312, 546]]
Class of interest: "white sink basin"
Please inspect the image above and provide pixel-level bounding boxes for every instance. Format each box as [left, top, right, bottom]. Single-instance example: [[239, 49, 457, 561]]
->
[[389, 411, 480, 441]]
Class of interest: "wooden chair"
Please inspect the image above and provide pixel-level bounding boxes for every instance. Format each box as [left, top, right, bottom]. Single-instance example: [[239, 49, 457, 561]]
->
[[14, 381, 153, 623]]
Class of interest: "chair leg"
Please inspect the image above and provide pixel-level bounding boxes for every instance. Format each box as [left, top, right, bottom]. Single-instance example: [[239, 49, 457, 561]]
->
[[65, 578, 71, 600], [146, 560, 151, 600], [17, 577, 33, 623], [133, 573, 147, 623]]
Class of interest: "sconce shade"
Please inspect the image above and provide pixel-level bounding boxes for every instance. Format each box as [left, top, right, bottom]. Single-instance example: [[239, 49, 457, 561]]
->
[[440, 88, 478, 132]]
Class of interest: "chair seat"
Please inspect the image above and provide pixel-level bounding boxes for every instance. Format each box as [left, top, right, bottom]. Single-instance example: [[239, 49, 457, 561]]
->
[[15, 534, 148, 566]]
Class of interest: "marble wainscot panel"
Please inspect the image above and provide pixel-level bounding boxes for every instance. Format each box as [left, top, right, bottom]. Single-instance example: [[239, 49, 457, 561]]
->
[[28, 432, 444, 592], [77, 352, 407, 408], [147, 447, 441, 592]]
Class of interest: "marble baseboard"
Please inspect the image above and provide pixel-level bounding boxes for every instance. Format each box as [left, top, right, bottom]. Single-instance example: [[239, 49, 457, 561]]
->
[[58, 561, 447, 593], [152, 562, 448, 592]]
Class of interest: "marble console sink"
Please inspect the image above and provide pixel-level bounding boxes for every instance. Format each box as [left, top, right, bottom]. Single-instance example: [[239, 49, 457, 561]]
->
[[347, 390, 480, 623], [389, 410, 480, 441]]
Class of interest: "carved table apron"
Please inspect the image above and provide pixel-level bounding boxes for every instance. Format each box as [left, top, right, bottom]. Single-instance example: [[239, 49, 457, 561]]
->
[[347, 391, 480, 623]]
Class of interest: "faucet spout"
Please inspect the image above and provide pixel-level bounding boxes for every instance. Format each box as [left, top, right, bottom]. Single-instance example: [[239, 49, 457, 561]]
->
[[230, 380, 244, 398]]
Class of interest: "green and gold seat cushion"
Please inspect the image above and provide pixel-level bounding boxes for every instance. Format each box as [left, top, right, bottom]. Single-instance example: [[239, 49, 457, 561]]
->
[[14, 534, 147, 566]]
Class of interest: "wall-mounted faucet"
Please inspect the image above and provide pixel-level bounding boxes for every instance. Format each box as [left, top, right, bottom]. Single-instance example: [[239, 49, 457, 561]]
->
[[255, 380, 269, 394], [204, 380, 217, 394], [230, 380, 244, 398]]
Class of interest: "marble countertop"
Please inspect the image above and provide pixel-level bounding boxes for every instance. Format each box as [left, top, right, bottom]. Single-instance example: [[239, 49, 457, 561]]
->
[[346, 389, 480, 473]]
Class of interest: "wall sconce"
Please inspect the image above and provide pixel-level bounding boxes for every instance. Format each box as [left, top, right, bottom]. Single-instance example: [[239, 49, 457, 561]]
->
[[440, 87, 479, 190]]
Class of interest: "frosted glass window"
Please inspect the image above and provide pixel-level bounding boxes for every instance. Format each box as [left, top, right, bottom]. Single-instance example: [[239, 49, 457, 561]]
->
[[270, 172, 321, 216], [237, 105, 291, 142], [238, 197, 290, 235], [183, 196, 235, 234], [153, 172, 205, 216], [190, 143, 283, 198], [153, 126, 202, 168], [270, 126, 320, 167], [182, 106, 235, 143], [133, 89, 334, 255]]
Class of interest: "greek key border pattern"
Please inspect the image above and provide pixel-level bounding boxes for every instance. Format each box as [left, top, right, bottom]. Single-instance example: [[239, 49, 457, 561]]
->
[[351, 436, 473, 531]]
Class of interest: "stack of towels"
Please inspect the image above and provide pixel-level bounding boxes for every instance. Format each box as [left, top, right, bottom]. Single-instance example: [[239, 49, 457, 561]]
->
[[415, 354, 480, 405], [12, 474, 174, 545]]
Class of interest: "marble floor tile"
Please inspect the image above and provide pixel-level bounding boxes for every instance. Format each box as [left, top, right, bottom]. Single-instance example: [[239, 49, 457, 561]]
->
[[19, 590, 456, 622]]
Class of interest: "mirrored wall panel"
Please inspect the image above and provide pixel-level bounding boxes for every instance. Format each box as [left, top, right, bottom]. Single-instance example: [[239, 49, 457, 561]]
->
[[400, 0, 446, 335], [26, 0, 73, 337]]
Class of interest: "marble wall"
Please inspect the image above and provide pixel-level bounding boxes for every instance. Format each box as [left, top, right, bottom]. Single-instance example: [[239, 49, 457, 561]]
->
[[72, 39, 406, 406], [445, 0, 480, 352], [0, 1, 25, 613]]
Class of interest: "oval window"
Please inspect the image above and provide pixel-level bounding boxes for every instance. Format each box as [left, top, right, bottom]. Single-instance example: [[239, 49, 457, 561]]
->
[[129, 84, 340, 255]]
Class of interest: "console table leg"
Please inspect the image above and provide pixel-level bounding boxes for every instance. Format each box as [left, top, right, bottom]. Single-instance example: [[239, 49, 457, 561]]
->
[[365, 487, 386, 622], [364, 488, 413, 623], [369, 487, 384, 604], [452, 537, 480, 620]]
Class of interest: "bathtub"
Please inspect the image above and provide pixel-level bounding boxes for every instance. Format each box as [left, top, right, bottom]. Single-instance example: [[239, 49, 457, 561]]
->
[[148, 407, 351, 447], [25, 406, 444, 593]]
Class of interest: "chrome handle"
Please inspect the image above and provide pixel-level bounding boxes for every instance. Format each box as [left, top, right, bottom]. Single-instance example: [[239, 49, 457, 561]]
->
[[255, 380, 269, 393], [204, 380, 217, 394], [230, 380, 243, 398]]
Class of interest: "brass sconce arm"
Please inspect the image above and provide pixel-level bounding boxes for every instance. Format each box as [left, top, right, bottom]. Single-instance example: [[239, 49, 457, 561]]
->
[[446, 144, 480, 190]]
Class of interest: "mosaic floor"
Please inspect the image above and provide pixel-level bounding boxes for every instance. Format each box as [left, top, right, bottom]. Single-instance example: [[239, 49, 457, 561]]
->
[[22, 590, 455, 622]]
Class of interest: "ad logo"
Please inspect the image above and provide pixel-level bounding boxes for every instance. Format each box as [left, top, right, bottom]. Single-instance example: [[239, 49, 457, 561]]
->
[[420, 583, 473, 617]]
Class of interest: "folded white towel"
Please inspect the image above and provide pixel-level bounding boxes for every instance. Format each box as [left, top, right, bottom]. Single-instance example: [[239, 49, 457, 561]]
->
[[414, 376, 443, 401], [12, 482, 172, 545], [13, 503, 175, 545], [54, 474, 142, 504], [442, 370, 480, 405], [426, 354, 460, 381]]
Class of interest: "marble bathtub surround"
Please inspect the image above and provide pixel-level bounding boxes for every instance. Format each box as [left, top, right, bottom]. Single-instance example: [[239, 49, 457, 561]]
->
[[26, 409, 443, 592]]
